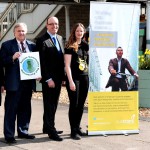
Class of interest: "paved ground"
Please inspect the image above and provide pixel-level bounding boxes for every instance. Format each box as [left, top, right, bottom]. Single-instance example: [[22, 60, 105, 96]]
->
[[0, 93, 150, 150]]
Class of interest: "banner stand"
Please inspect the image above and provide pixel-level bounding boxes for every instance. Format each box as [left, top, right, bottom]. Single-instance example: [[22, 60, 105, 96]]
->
[[88, 2, 140, 135], [88, 130, 139, 136]]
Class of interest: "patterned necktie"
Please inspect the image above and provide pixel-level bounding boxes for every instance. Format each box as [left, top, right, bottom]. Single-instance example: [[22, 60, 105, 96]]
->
[[20, 42, 26, 53]]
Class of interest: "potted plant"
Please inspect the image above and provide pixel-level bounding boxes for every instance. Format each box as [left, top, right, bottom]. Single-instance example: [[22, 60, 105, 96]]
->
[[139, 49, 150, 70], [138, 49, 150, 108]]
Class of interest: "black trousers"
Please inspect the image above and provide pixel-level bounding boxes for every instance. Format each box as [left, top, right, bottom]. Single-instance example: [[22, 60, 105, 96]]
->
[[42, 82, 62, 134], [66, 75, 89, 134], [0, 92, 1, 106], [111, 77, 128, 91], [4, 81, 33, 140]]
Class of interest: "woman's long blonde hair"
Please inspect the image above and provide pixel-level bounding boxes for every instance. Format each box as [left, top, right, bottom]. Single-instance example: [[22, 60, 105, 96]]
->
[[65, 23, 86, 52]]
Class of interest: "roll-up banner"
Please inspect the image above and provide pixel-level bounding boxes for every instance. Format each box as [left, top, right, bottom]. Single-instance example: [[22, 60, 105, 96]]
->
[[88, 2, 140, 135]]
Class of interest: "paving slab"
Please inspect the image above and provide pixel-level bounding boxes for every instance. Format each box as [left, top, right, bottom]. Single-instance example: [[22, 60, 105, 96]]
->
[[0, 93, 150, 150]]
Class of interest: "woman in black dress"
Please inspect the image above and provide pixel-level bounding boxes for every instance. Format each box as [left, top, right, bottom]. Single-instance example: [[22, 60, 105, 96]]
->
[[64, 23, 89, 140]]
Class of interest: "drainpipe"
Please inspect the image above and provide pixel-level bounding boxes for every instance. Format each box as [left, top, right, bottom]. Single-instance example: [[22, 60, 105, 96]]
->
[[146, 1, 150, 49], [65, 5, 70, 42]]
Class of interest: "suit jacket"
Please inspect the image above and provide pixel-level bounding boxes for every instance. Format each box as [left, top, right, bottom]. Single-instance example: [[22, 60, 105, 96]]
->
[[36, 32, 65, 85], [0, 38, 36, 91], [0, 60, 4, 106], [105, 58, 136, 88]]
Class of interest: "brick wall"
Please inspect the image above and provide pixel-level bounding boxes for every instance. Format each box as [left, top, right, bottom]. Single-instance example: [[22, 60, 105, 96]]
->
[[56, 5, 90, 41]]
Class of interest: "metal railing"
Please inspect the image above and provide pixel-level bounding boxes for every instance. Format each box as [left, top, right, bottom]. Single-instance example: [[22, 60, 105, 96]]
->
[[0, 3, 36, 39]]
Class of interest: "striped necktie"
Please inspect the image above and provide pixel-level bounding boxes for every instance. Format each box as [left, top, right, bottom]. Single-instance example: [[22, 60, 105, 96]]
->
[[20, 42, 26, 53]]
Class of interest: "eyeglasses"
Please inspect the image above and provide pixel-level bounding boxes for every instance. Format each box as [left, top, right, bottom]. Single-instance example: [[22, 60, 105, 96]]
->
[[47, 23, 59, 26]]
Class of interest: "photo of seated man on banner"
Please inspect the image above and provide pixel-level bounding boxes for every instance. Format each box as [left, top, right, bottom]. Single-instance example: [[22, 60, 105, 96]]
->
[[105, 46, 139, 91]]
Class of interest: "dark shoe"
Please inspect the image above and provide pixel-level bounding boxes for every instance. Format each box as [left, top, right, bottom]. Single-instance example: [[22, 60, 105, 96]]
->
[[5, 138, 17, 144], [57, 130, 63, 134], [71, 133, 81, 140], [49, 133, 63, 141], [18, 133, 35, 139], [77, 129, 87, 136], [43, 129, 63, 134]]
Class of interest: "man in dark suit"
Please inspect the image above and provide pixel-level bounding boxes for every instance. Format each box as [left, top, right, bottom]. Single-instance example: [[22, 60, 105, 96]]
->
[[0, 61, 4, 106], [36, 16, 65, 141], [106, 47, 138, 91], [0, 23, 36, 144]]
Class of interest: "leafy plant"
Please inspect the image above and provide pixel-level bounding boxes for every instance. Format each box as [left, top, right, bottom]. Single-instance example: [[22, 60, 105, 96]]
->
[[139, 49, 150, 70]]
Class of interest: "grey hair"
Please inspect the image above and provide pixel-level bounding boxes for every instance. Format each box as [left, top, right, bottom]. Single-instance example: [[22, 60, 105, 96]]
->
[[13, 22, 27, 33]]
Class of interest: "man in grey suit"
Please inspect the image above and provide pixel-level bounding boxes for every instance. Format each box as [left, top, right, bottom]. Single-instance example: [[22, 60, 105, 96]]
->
[[106, 47, 138, 91], [36, 16, 65, 141], [0, 23, 36, 144]]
